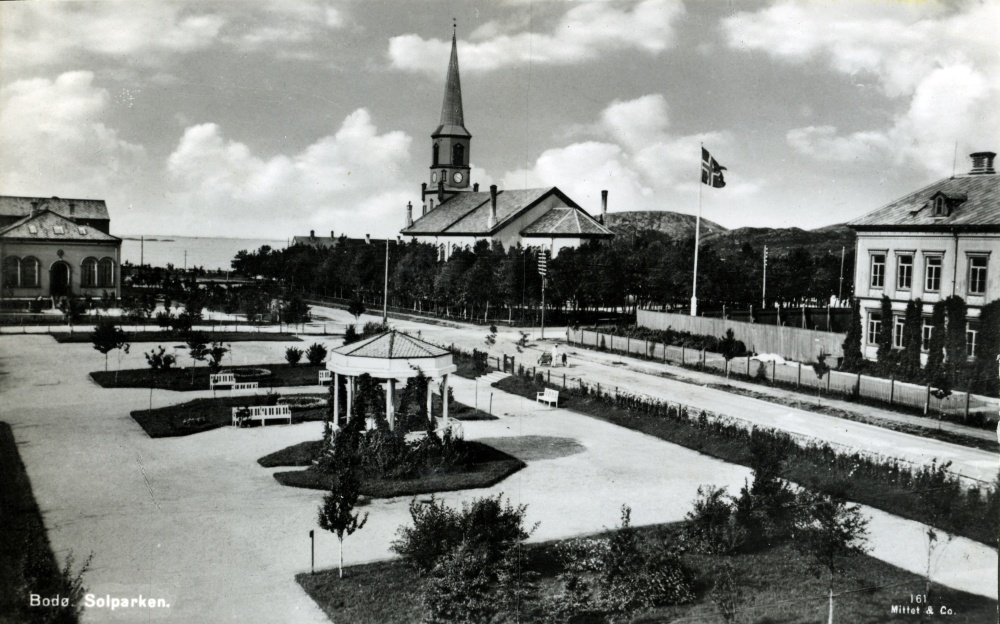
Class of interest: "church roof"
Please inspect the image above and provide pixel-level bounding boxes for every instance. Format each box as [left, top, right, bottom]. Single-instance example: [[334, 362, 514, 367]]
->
[[334, 330, 450, 359], [0, 195, 110, 222], [0, 209, 120, 242], [433, 32, 470, 139], [847, 172, 1000, 230], [521, 207, 614, 238]]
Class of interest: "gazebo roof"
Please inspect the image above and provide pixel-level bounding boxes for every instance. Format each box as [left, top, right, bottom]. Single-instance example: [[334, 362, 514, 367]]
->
[[327, 331, 455, 379]]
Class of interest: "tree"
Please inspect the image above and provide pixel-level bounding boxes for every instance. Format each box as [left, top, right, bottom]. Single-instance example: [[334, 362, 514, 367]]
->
[[943, 295, 967, 388], [924, 300, 947, 384], [793, 490, 870, 624], [306, 342, 328, 366], [285, 346, 303, 366], [284, 293, 310, 325], [898, 299, 923, 379], [718, 328, 744, 378], [485, 323, 497, 347], [317, 464, 369, 578], [348, 297, 366, 321], [811, 353, 831, 404], [207, 342, 228, 373], [734, 428, 798, 550], [91, 317, 129, 372], [343, 324, 359, 346], [185, 331, 209, 381], [840, 299, 864, 371], [875, 295, 895, 373]]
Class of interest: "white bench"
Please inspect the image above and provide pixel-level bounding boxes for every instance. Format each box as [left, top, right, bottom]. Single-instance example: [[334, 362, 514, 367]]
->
[[210, 372, 236, 389], [318, 370, 332, 386], [230, 382, 259, 395], [536, 388, 559, 407], [231, 405, 292, 427]]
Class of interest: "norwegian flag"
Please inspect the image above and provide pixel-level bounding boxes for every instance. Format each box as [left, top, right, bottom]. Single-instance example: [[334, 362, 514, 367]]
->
[[701, 147, 727, 188]]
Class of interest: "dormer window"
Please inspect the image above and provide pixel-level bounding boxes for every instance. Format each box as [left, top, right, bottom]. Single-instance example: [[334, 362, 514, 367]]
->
[[53, 225, 65, 235], [934, 195, 947, 216], [27, 225, 38, 235]]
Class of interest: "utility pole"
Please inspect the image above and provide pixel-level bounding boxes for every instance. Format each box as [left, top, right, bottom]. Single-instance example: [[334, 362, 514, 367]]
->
[[762, 245, 768, 308], [538, 249, 549, 339], [838, 245, 846, 303], [383, 238, 389, 325]]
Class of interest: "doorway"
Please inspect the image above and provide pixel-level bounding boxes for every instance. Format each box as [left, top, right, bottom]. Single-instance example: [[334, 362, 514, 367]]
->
[[50, 261, 70, 297]]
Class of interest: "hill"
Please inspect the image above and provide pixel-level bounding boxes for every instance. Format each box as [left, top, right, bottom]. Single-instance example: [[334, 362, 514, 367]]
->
[[603, 211, 727, 239]]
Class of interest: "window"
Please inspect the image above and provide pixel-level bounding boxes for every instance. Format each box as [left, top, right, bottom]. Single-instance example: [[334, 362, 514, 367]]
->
[[934, 195, 947, 216], [452, 143, 465, 166], [81, 257, 98, 288], [27, 225, 37, 234], [98, 258, 114, 288], [870, 254, 886, 289], [924, 255, 942, 292], [432, 143, 439, 166], [896, 254, 913, 290], [967, 323, 979, 357], [921, 317, 933, 351], [21, 257, 39, 288], [867, 312, 881, 345], [78, 227, 87, 235], [2, 256, 19, 288], [893, 315, 905, 349], [53, 225, 65, 235], [968, 256, 987, 295]]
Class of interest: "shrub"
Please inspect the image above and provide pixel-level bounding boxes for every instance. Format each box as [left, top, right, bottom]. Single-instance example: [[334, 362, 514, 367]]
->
[[285, 346, 303, 366], [305, 342, 328, 366], [343, 324, 359, 345], [734, 428, 799, 550], [144, 346, 176, 370], [684, 485, 744, 555]]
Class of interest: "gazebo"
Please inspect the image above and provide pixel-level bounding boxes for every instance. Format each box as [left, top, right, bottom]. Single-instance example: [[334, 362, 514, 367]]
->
[[326, 330, 457, 430]]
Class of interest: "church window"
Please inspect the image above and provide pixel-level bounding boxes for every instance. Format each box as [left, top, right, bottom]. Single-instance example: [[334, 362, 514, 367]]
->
[[452, 143, 464, 166], [98, 258, 115, 288], [22, 257, 39, 288], [3, 256, 20, 288], [81, 257, 98, 288], [432, 143, 440, 166]]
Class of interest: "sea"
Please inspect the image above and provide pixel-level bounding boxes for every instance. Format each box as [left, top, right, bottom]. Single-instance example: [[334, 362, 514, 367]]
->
[[120, 235, 288, 271]]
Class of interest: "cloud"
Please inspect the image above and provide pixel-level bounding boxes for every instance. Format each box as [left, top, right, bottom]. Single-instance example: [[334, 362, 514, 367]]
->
[[496, 94, 747, 214], [0, 71, 146, 199], [389, 0, 684, 73], [724, 1, 1000, 175], [164, 109, 413, 237], [221, 1, 347, 54]]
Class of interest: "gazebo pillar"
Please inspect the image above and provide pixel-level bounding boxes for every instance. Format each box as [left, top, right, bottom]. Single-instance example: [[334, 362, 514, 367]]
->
[[333, 372, 340, 428], [426, 378, 434, 423], [386, 379, 396, 430], [442, 373, 449, 426], [346, 375, 354, 422]]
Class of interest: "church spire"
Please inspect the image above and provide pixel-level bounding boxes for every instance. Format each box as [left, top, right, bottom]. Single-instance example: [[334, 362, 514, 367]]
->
[[436, 28, 469, 137]]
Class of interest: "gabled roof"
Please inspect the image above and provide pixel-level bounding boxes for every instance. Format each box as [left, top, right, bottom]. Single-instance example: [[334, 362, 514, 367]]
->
[[333, 330, 450, 359], [0, 195, 110, 222], [403, 187, 612, 238], [520, 207, 614, 238], [0, 209, 119, 242], [848, 173, 999, 230]]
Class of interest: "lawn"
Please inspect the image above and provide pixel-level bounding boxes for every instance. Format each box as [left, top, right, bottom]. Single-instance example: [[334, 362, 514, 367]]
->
[[93, 362, 323, 391], [495, 375, 998, 547], [53, 330, 302, 344], [0, 422, 82, 624], [130, 393, 328, 437], [270, 441, 525, 498], [296, 522, 996, 624]]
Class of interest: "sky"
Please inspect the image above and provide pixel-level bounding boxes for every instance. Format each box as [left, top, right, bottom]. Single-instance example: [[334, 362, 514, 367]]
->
[[1, 0, 997, 239]]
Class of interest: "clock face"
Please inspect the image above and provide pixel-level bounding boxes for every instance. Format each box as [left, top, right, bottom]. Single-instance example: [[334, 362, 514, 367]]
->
[[453, 172, 464, 183], [431, 172, 438, 183]]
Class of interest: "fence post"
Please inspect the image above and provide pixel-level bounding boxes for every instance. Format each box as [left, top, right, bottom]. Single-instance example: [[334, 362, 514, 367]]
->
[[682, 345, 685, 365], [924, 383, 931, 415], [772, 360, 776, 382], [626, 336, 630, 353], [827, 372, 831, 393], [855, 371, 862, 396], [889, 376, 894, 406], [964, 390, 970, 423], [646, 339, 650, 358], [797, 363, 801, 388], [563, 373, 566, 389], [747, 354, 751, 376], [547, 370, 550, 384]]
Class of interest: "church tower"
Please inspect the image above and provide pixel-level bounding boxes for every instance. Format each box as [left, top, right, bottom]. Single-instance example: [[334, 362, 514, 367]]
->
[[422, 29, 471, 215]]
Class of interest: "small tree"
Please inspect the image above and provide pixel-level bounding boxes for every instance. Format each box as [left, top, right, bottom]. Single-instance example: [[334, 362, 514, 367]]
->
[[898, 299, 923, 379], [793, 490, 870, 624], [348, 297, 366, 321], [874, 295, 894, 372], [840, 299, 864, 371], [718, 328, 742, 378], [207, 342, 228, 373], [924, 300, 947, 384], [812, 353, 831, 404], [145, 345, 176, 370], [91, 317, 129, 372], [186, 331, 209, 381], [343, 324, 359, 345], [306, 342, 328, 366], [317, 464, 369, 579], [285, 346, 304, 366], [485, 323, 497, 347]]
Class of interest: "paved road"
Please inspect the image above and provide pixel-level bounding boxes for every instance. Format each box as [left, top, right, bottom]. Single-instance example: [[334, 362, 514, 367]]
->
[[307, 306, 999, 485]]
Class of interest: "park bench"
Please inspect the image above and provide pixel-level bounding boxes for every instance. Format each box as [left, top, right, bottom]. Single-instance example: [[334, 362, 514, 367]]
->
[[210, 372, 236, 389], [536, 388, 559, 407], [231, 405, 292, 427], [230, 382, 259, 395], [318, 370, 332, 386]]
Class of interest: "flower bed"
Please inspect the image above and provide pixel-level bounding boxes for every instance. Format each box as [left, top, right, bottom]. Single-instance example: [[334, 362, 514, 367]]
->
[[230, 367, 272, 379], [277, 396, 328, 411]]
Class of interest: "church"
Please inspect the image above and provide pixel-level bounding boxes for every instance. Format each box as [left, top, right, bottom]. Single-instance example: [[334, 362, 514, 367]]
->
[[400, 31, 613, 258]]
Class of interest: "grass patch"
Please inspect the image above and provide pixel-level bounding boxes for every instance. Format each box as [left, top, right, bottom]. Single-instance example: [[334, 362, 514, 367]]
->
[[259, 440, 321, 467], [130, 393, 328, 438], [52, 330, 302, 344], [296, 522, 996, 624], [0, 422, 82, 623], [496, 375, 998, 547], [93, 362, 322, 391], [272, 441, 524, 498]]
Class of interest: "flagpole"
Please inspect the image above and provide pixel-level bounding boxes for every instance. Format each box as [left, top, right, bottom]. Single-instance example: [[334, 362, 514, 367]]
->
[[691, 143, 703, 317]]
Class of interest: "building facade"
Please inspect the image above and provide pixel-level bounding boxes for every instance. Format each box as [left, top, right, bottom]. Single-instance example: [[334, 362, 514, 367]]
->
[[0, 196, 121, 307], [847, 152, 999, 361], [400, 31, 613, 257]]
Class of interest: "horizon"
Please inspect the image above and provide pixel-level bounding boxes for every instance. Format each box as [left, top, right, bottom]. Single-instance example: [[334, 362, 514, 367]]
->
[[2, 1, 996, 239]]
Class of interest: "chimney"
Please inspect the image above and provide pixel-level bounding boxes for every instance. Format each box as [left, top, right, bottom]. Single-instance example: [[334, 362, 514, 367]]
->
[[330, 230, 335, 239], [69, 202, 76, 215], [30, 201, 39, 216], [473, 183, 480, 192], [310, 229, 315, 239], [600, 190, 608, 224], [488, 185, 498, 230], [969, 151, 996, 175], [365, 234, 371, 244], [406, 201, 413, 227]]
